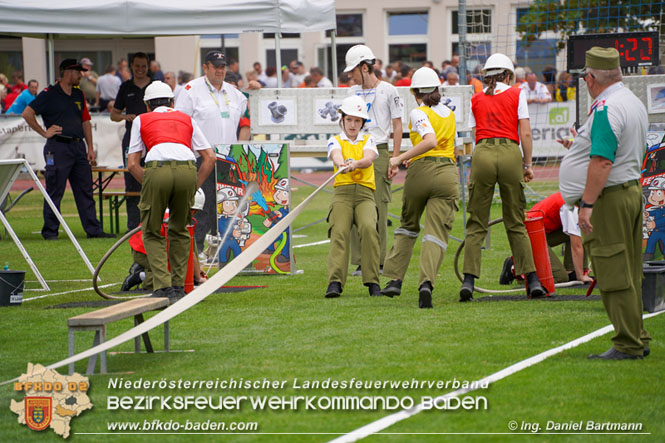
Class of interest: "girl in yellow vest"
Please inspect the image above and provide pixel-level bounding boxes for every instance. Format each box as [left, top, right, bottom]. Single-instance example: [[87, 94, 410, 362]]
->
[[381, 67, 460, 308], [325, 95, 381, 298]]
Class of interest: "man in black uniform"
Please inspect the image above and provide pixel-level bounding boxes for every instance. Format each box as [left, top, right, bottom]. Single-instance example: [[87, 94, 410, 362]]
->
[[111, 52, 152, 230], [22, 59, 113, 240]]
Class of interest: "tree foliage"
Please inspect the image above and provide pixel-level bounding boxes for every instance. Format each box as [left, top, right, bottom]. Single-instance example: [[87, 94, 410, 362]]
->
[[517, 0, 663, 50]]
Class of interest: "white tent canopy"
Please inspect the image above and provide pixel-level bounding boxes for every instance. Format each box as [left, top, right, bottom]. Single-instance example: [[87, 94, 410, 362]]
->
[[0, 0, 336, 35]]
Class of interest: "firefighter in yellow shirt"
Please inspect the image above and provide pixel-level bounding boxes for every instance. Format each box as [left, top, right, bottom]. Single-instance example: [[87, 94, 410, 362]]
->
[[325, 95, 381, 298], [381, 67, 460, 308]]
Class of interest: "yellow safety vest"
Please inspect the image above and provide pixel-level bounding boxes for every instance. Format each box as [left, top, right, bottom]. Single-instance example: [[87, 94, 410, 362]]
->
[[333, 134, 376, 191], [408, 105, 456, 162]]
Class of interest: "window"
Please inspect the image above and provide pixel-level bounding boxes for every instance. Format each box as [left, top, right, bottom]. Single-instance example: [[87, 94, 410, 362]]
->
[[56, 51, 113, 73], [388, 12, 428, 36], [516, 39, 557, 81], [452, 42, 491, 73], [0, 51, 23, 80], [266, 49, 298, 70], [389, 44, 427, 65], [452, 9, 492, 34], [263, 33, 300, 39], [327, 14, 363, 37]]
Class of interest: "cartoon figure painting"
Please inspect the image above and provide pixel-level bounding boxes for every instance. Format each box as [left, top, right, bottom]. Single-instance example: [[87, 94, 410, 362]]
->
[[641, 129, 665, 260], [215, 144, 292, 274]]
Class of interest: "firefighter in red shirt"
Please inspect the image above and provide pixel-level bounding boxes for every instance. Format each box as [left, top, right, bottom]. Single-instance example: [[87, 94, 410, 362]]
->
[[127, 81, 215, 302], [460, 53, 546, 301]]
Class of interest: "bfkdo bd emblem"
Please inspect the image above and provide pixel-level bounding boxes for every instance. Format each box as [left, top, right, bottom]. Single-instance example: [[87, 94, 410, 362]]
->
[[25, 397, 52, 431]]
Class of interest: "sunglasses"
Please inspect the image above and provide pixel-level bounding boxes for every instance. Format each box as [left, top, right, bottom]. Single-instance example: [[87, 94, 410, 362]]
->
[[582, 72, 595, 82]]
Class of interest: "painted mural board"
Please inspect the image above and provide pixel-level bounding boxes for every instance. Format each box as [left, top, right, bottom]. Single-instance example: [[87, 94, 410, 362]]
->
[[214, 143, 292, 274], [641, 125, 665, 261]]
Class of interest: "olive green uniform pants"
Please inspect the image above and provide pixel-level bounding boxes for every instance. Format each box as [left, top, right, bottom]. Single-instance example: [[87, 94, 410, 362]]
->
[[463, 139, 536, 277], [328, 184, 380, 287], [350, 144, 390, 266], [383, 158, 459, 287], [582, 180, 651, 356], [139, 160, 197, 291]]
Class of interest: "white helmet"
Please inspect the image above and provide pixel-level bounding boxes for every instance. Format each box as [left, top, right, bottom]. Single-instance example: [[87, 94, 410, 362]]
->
[[143, 80, 174, 101], [192, 188, 205, 210], [483, 53, 515, 77], [217, 187, 238, 203], [410, 67, 441, 93], [338, 95, 369, 120], [649, 177, 665, 190], [275, 178, 289, 191], [343, 45, 376, 72]]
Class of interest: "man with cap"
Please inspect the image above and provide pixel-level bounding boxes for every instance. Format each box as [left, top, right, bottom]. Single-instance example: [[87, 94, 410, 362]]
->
[[344, 44, 404, 276], [79, 57, 98, 107], [559, 46, 652, 360], [127, 81, 215, 302], [175, 50, 248, 254], [22, 59, 113, 240]]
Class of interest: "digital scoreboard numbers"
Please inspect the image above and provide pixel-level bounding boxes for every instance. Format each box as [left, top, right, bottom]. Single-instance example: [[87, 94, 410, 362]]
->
[[567, 32, 659, 72]]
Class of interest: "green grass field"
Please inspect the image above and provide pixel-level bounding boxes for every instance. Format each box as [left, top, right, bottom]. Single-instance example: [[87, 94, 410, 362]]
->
[[0, 182, 662, 442]]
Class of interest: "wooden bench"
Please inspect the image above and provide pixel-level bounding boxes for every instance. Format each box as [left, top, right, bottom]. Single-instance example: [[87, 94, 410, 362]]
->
[[102, 191, 141, 234], [67, 298, 169, 375]]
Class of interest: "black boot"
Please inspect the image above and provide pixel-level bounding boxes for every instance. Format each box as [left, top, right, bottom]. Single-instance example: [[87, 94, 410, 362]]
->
[[499, 257, 515, 285], [121, 262, 144, 291], [459, 274, 475, 302], [419, 281, 433, 309], [526, 272, 547, 298], [367, 283, 381, 297], [325, 281, 342, 298], [380, 279, 402, 297]]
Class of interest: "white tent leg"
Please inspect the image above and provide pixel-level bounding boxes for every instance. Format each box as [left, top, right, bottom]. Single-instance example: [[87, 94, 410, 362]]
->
[[0, 211, 50, 291], [21, 160, 98, 279]]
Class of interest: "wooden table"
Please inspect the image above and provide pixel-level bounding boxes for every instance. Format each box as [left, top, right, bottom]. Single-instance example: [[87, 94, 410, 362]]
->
[[91, 166, 128, 232]]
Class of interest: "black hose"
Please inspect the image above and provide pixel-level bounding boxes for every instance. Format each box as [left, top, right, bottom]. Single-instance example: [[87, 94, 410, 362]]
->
[[93, 226, 144, 300]]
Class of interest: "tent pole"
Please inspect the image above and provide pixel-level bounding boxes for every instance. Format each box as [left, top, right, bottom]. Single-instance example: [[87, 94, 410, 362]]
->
[[276, 33, 282, 88], [47, 33, 55, 85], [331, 30, 338, 87]]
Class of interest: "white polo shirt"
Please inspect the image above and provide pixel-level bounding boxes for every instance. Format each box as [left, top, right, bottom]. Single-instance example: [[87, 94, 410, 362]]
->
[[349, 81, 403, 145], [174, 76, 247, 147], [127, 107, 210, 162]]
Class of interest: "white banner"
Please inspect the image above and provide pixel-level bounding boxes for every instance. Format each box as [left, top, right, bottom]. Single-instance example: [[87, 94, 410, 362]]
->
[[0, 116, 125, 171], [528, 101, 577, 158]]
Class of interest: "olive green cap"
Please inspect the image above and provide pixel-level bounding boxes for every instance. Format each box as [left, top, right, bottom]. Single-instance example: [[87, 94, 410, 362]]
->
[[584, 46, 620, 71]]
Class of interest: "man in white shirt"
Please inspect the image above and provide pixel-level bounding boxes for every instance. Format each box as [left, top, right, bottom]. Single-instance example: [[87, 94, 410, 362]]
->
[[442, 72, 459, 87], [310, 67, 333, 88], [175, 50, 248, 252], [289, 60, 307, 86], [96, 65, 122, 112], [521, 72, 552, 104], [127, 81, 215, 302], [344, 44, 404, 274]]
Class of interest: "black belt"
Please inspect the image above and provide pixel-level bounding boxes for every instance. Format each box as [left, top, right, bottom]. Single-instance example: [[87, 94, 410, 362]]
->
[[146, 160, 196, 168], [477, 138, 516, 145], [600, 179, 640, 195], [52, 135, 83, 143], [420, 156, 455, 164]]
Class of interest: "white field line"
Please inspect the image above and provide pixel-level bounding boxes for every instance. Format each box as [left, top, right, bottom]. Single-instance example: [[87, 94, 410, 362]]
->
[[23, 283, 119, 301], [293, 239, 330, 248], [328, 310, 665, 443]]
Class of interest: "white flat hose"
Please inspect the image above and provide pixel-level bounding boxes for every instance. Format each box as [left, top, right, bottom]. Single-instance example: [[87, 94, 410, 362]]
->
[[0, 169, 344, 386]]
